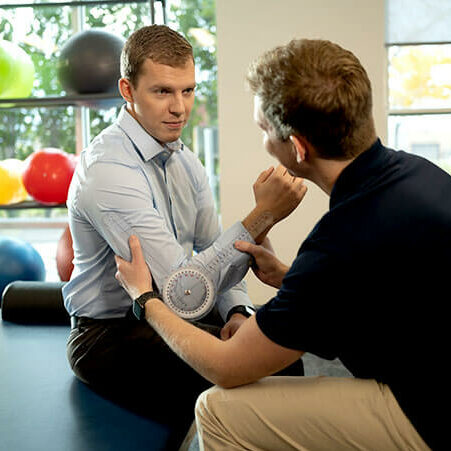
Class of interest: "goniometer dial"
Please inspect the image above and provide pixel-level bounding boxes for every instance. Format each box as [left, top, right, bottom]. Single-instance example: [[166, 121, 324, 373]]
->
[[162, 267, 215, 320]]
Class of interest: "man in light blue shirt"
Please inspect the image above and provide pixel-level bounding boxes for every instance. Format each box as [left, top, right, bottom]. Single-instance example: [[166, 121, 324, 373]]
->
[[63, 104, 253, 322], [64, 25, 305, 447]]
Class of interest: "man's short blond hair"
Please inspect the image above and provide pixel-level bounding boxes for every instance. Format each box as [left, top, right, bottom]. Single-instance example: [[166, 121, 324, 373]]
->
[[120, 25, 193, 87], [247, 39, 375, 159]]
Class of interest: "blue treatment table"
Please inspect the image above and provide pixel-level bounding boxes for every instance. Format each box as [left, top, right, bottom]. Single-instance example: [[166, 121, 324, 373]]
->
[[0, 319, 172, 451]]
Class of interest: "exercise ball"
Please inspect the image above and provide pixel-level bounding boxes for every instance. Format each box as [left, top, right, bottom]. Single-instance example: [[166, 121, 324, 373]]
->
[[57, 29, 125, 94], [56, 224, 74, 282], [0, 39, 35, 99], [0, 159, 28, 205], [0, 236, 45, 300], [22, 148, 76, 205]]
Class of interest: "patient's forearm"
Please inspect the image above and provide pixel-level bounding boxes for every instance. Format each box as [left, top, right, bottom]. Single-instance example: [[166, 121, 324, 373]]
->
[[242, 208, 274, 244]]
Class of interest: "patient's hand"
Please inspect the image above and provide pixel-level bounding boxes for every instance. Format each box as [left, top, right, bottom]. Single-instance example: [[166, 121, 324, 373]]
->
[[253, 164, 307, 225], [220, 314, 247, 340]]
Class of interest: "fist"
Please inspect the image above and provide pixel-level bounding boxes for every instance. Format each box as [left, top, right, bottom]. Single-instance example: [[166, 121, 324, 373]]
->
[[254, 165, 307, 223]]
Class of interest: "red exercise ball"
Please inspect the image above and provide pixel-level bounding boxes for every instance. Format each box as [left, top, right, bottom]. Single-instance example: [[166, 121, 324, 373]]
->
[[22, 148, 76, 205], [56, 224, 74, 282]]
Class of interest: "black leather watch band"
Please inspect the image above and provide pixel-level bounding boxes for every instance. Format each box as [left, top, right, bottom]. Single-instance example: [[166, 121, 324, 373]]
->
[[226, 305, 256, 322], [133, 291, 163, 320]]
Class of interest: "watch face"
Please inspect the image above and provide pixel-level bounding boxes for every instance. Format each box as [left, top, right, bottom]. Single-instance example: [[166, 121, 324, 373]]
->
[[163, 267, 215, 320], [133, 298, 143, 320]]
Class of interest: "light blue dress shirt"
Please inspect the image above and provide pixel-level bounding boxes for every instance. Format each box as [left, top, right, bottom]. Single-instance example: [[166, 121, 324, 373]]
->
[[63, 106, 254, 320]]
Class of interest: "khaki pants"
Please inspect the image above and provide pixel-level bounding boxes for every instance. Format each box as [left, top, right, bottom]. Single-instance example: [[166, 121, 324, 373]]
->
[[195, 376, 430, 451]]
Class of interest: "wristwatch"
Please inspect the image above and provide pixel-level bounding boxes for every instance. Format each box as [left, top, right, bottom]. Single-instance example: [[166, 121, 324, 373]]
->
[[133, 291, 163, 320], [226, 305, 256, 322]]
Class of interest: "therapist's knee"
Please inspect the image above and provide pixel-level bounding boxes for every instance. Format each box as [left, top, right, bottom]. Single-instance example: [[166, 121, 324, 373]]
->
[[195, 385, 222, 425], [195, 384, 238, 440]]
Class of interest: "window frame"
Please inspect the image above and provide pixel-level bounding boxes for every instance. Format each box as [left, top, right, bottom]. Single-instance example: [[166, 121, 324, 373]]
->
[[386, 40, 451, 169]]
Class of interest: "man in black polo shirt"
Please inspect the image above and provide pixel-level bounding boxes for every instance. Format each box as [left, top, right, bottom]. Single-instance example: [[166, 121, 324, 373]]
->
[[114, 38, 447, 449]]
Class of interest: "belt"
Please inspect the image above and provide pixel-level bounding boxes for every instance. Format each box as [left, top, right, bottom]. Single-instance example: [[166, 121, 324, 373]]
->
[[70, 310, 138, 329], [70, 316, 99, 329]]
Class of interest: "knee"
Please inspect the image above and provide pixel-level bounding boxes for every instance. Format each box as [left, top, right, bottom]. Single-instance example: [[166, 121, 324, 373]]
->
[[195, 385, 222, 424], [195, 385, 233, 438]]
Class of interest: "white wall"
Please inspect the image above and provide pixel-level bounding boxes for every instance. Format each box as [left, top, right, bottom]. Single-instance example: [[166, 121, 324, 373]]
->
[[216, 0, 387, 304]]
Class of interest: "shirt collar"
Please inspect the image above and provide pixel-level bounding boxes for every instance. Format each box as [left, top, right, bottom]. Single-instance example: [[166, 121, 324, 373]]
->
[[116, 105, 184, 162], [330, 138, 386, 208]]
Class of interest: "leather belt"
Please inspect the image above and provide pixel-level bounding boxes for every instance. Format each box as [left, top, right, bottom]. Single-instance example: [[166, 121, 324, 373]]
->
[[70, 312, 137, 329], [70, 316, 98, 329]]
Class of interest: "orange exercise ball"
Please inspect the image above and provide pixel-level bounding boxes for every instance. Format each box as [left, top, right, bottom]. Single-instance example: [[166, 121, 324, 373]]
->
[[0, 159, 28, 205], [56, 224, 74, 282]]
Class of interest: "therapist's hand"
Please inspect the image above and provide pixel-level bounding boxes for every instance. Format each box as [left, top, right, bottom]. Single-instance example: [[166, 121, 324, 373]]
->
[[235, 237, 289, 289], [114, 235, 153, 300]]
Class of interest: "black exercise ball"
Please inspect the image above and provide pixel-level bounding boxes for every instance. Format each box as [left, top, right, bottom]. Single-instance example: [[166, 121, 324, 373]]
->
[[57, 29, 125, 95]]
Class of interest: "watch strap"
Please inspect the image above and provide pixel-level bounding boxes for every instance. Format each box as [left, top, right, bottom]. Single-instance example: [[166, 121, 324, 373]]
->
[[133, 291, 163, 320]]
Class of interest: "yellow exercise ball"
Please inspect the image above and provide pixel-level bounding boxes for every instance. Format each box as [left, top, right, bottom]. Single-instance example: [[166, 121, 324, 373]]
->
[[0, 159, 28, 205]]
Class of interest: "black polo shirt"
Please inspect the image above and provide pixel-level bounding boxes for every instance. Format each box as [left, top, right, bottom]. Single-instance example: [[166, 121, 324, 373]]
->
[[257, 139, 450, 450]]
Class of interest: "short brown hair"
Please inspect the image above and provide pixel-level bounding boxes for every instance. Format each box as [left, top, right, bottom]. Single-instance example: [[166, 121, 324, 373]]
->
[[247, 39, 375, 159], [120, 25, 193, 87]]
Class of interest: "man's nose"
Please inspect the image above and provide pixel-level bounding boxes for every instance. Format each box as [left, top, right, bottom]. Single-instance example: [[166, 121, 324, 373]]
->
[[169, 92, 184, 115]]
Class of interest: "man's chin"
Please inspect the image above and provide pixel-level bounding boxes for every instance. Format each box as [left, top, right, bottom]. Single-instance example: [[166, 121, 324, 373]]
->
[[153, 131, 183, 145], [165, 132, 183, 144]]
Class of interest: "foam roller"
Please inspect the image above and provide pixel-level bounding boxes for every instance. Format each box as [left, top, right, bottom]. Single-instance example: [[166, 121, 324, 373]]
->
[[1, 281, 69, 325]]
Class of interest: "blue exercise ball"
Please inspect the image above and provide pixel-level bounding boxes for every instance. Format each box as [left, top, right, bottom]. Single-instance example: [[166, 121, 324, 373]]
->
[[57, 28, 125, 95], [0, 236, 46, 300]]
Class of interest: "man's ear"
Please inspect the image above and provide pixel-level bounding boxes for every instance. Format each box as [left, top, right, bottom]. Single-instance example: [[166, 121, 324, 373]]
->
[[118, 78, 134, 103], [289, 135, 307, 163]]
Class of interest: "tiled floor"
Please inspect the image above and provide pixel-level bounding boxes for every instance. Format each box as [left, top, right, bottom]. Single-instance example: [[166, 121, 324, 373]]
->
[[303, 353, 352, 377]]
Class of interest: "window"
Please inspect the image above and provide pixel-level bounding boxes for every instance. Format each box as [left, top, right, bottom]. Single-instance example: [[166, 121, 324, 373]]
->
[[0, 0, 218, 281], [0, 1, 154, 221], [386, 0, 451, 173], [167, 0, 219, 207]]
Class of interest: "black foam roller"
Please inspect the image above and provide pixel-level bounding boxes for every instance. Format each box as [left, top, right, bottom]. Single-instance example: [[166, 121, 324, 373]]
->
[[1, 281, 70, 325]]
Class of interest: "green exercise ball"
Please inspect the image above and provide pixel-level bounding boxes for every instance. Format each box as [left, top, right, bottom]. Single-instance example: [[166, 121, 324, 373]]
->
[[0, 39, 35, 99]]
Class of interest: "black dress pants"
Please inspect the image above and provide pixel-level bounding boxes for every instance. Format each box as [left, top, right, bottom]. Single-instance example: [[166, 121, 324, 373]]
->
[[67, 308, 304, 450]]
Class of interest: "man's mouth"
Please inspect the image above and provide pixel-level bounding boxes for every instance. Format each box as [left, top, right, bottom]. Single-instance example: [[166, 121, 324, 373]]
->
[[163, 121, 184, 129]]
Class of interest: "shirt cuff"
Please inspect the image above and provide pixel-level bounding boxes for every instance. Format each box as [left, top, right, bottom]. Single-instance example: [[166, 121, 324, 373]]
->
[[207, 221, 255, 293]]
